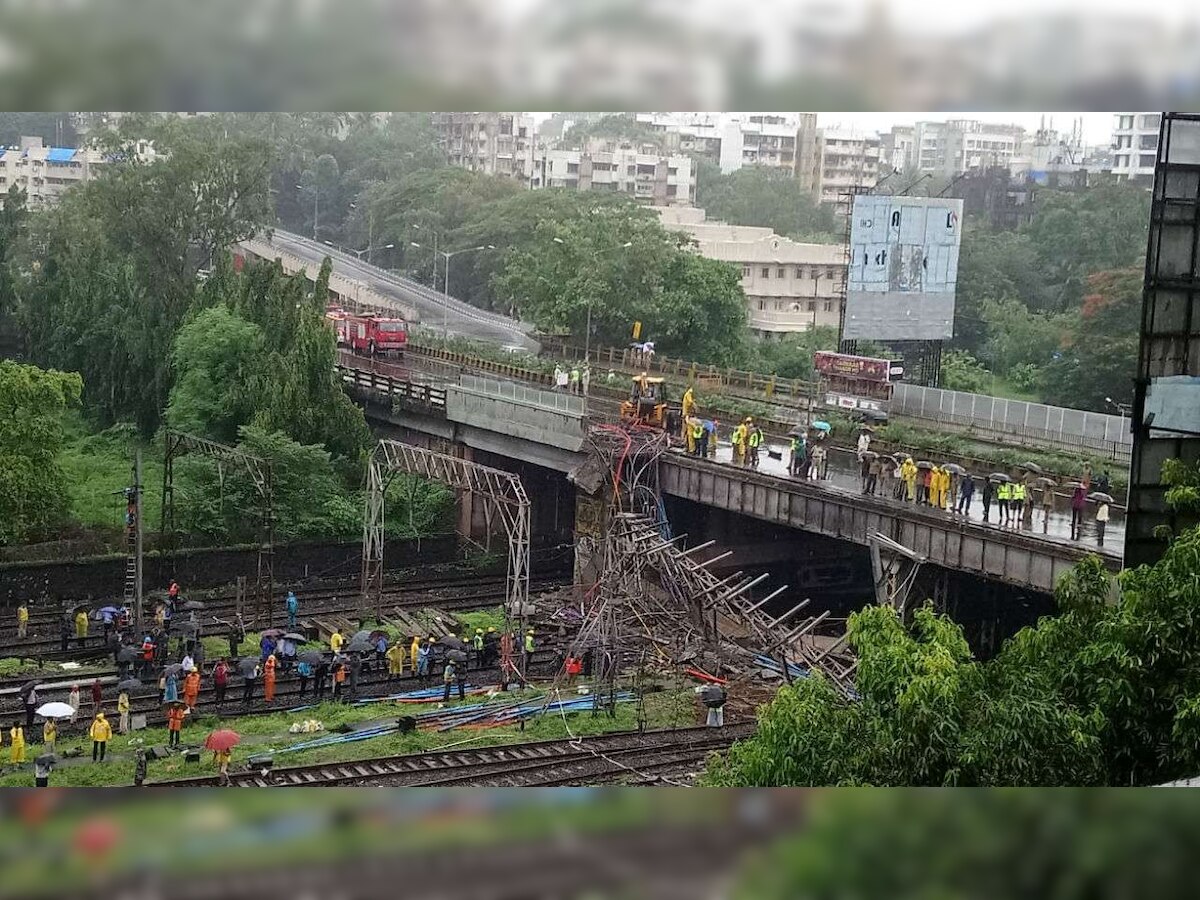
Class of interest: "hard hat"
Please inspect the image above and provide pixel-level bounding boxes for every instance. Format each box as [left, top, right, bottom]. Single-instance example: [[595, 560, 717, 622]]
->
[[475, 628, 483, 634], [527, 628, 534, 634], [427, 636, 436, 642], [487, 626, 496, 633]]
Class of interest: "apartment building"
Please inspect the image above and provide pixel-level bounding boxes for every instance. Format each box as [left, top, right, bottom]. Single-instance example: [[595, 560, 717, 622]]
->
[[816, 130, 881, 205], [634, 112, 799, 174], [1110, 112, 1162, 185], [880, 126, 915, 173], [432, 112, 537, 184], [536, 142, 695, 206], [913, 119, 1026, 178], [0, 136, 109, 208], [655, 207, 845, 338]]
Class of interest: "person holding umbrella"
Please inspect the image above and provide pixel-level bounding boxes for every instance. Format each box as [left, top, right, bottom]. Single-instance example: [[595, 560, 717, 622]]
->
[[205, 730, 239, 786], [42, 717, 56, 754], [34, 753, 54, 787], [1091, 493, 1113, 547]]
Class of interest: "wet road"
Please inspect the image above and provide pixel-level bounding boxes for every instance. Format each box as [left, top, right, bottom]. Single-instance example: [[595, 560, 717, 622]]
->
[[268, 230, 541, 353]]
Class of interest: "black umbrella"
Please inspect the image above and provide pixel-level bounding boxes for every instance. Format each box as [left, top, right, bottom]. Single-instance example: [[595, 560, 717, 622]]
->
[[943, 463, 966, 476], [282, 632, 306, 643], [988, 473, 1012, 483], [260, 628, 285, 639], [859, 450, 878, 460], [1020, 461, 1043, 474], [346, 638, 374, 654], [162, 663, 184, 677], [238, 658, 260, 677], [916, 460, 934, 470], [35, 753, 57, 767], [19, 681, 40, 698], [117, 679, 144, 693], [298, 650, 325, 666], [182, 600, 205, 611], [446, 649, 469, 665], [350, 630, 374, 645], [116, 647, 141, 663], [1088, 492, 1115, 504], [786, 427, 805, 437], [439, 635, 467, 652]]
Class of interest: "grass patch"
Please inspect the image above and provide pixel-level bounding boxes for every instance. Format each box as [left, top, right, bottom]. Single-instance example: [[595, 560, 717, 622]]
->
[[0, 681, 700, 787], [56, 416, 162, 531]]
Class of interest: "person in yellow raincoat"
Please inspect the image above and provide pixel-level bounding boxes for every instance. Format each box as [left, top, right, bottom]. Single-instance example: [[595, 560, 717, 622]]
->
[[74, 610, 89, 642], [928, 466, 941, 509], [42, 718, 56, 753], [731, 419, 749, 465], [409, 634, 421, 673], [680, 385, 696, 440], [900, 457, 918, 502], [387, 641, 405, 681], [9, 723, 26, 763]]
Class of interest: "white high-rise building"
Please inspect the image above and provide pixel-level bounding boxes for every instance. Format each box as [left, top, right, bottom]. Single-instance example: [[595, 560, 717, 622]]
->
[[1110, 112, 1162, 185]]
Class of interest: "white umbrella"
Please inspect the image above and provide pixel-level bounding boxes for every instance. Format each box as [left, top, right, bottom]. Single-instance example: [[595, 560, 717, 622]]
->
[[36, 701, 76, 719]]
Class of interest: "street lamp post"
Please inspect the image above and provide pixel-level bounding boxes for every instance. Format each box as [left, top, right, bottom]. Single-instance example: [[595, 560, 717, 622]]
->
[[552, 238, 632, 363], [439, 245, 497, 335], [353, 243, 395, 264]]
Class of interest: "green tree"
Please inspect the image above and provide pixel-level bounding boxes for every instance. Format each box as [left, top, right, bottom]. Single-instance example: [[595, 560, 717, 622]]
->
[[695, 166, 837, 241], [939, 349, 990, 393], [15, 119, 272, 432], [492, 198, 748, 364], [561, 113, 666, 150], [0, 360, 82, 544], [741, 326, 839, 380], [707, 513, 1200, 787], [1040, 269, 1140, 412]]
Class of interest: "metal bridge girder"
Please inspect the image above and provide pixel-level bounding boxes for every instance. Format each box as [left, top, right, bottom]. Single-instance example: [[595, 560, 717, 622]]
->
[[362, 440, 531, 616]]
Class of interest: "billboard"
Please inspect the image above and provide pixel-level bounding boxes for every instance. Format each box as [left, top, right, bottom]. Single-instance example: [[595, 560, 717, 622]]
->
[[843, 195, 964, 341], [813, 351, 891, 382]]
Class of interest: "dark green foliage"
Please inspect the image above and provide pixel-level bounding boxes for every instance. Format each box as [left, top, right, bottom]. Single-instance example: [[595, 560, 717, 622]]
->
[[694, 165, 838, 242], [0, 361, 82, 544], [708, 519, 1200, 786]]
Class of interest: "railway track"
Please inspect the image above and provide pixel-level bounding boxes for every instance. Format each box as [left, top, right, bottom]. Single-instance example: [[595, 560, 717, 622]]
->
[[0, 570, 569, 667], [156, 723, 754, 787]]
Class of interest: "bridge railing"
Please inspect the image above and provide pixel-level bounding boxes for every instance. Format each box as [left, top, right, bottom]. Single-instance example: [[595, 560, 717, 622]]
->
[[337, 365, 447, 412]]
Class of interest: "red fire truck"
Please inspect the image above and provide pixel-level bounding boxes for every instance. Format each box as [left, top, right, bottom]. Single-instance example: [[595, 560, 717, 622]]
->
[[326, 306, 408, 356]]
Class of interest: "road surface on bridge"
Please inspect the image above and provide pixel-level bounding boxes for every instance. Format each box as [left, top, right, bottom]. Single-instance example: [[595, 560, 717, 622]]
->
[[266, 229, 541, 353]]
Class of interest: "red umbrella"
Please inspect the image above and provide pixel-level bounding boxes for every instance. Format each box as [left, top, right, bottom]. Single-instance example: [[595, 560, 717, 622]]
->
[[204, 729, 241, 752]]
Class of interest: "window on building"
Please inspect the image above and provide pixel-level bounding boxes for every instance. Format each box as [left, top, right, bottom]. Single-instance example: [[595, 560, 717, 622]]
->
[[1115, 154, 1129, 169], [666, 184, 677, 197], [567, 162, 579, 174], [823, 301, 833, 312], [1140, 114, 1161, 130], [1118, 115, 1134, 130], [1139, 134, 1158, 150], [667, 167, 677, 175], [795, 266, 806, 279], [761, 267, 770, 278], [777, 267, 786, 278], [627, 166, 636, 175], [1140, 154, 1157, 168], [758, 300, 766, 311], [1116, 135, 1131, 148], [807, 301, 816, 312], [742, 266, 751, 278]]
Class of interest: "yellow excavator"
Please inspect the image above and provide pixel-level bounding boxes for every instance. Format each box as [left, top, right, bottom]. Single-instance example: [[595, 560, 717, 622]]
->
[[620, 374, 671, 428]]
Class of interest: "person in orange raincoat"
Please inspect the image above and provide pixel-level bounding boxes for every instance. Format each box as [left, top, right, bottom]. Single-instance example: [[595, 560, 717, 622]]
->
[[166, 703, 186, 749], [183, 667, 201, 712], [263, 654, 277, 702]]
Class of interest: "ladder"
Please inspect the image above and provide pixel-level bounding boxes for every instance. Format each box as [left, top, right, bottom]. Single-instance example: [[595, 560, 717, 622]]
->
[[122, 489, 138, 607]]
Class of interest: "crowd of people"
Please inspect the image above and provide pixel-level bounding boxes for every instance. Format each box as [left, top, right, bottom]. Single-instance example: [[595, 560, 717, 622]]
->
[[5, 581, 545, 786]]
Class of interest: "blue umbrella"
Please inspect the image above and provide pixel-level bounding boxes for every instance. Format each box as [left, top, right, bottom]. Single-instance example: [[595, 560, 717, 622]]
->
[[811, 421, 832, 432]]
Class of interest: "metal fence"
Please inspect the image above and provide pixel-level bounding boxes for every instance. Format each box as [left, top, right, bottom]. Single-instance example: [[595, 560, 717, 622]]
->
[[458, 374, 584, 414], [892, 383, 1132, 459]]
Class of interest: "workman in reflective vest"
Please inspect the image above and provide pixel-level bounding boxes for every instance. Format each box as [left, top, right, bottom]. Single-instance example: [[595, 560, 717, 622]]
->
[[690, 419, 705, 456], [747, 425, 763, 468]]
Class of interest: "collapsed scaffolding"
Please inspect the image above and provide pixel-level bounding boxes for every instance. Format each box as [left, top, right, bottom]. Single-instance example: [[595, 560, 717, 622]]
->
[[557, 424, 857, 715]]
